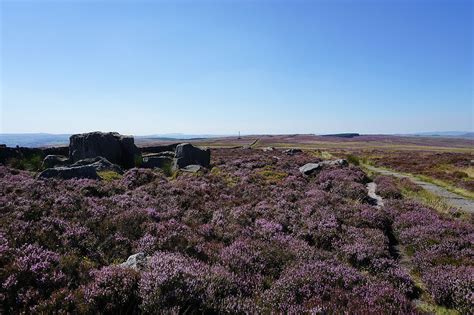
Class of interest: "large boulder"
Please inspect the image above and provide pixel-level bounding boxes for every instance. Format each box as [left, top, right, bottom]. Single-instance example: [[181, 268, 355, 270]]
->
[[42, 155, 69, 169], [70, 156, 123, 174], [69, 132, 138, 168], [174, 143, 210, 169], [38, 165, 99, 180]]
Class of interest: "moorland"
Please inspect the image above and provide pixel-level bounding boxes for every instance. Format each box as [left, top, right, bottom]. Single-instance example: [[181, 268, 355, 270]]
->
[[0, 133, 472, 314]]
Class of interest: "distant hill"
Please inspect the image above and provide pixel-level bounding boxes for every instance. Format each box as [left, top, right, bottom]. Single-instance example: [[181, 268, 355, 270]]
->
[[1, 131, 472, 148], [0, 133, 71, 148], [0, 133, 222, 148], [321, 133, 360, 138], [405, 131, 474, 139]]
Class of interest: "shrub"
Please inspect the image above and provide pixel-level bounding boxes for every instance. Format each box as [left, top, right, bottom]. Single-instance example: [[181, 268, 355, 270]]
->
[[83, 266, 140, 313], [374, 175, 402, 199], [7, 154, 43, 171], [262, 259, 364, 312], [139, 251, 208, 312], [2, 244, 66, 312], [422, 265, 474, 313]]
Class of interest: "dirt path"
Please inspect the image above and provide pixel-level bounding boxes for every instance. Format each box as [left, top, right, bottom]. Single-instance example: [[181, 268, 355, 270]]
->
[[365, 165, 474, 213]]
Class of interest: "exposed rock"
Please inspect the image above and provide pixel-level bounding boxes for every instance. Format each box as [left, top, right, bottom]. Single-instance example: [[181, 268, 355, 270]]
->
[[140, 143, 179, 155], [299, 163, 322, 175], [42, 155, 69, 169], [38, 165, 99, 180], [181, 165, 201, 173], [174, 143, 210, 168], [69, 132, 138, 168], [299, 159, 348, 175], [262, 147, 274, 152], [141, 156, 172, 169], [283, 148, 302, 155], [70, 156, 123, 174], [119, 252, 148, 271], [325, 159, 348, 167], [143, 151, 175, 159]]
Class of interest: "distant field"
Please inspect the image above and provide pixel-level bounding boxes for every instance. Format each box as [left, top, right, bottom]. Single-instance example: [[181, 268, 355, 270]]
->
[[140, 134, 474, 195], [140, 134, 474, 152]]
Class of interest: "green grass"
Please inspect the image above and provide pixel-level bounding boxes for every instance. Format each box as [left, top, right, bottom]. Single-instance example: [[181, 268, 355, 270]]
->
[[160, 160, 176, 177], [134, 155, 143, 167], [346, 154, 360, 166], [8, 154, 43, 171], [255, 166, 288, 184], [97, 171, 122, 181], [401, 186, 453, 214], [309, 150, 333, 160], [417, 301, 459, 315]]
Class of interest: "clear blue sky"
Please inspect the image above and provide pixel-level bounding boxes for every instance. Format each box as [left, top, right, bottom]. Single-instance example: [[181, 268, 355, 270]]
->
[[1, 0, 472, 135]]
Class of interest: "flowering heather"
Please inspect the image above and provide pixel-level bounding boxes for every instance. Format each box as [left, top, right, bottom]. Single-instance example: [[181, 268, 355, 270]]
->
[[374, 175, 403, 199], [388, 199, 474, 312], [1, 148, 473, 313], [83, 266, 140, 313]]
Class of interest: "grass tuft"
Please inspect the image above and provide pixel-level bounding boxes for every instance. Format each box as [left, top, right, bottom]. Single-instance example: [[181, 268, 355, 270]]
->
[[255, 166, 288, 184], [346, 154, 360, 166], [97, 171, 123, 181]]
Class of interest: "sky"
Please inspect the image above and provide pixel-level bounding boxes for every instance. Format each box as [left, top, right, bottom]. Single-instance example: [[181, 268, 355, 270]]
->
[[0, 0, 472, 135]]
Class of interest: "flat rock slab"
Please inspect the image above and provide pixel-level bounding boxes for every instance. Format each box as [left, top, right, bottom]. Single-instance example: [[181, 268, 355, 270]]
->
[[365, 165, 474, 213], [299, 163, 322, 175], [70, 156, 123, 174], [181, 165, 201, 173], [299, 159, 348, 175], [38, 165, 99, 180], [367, 182, 384, 208]]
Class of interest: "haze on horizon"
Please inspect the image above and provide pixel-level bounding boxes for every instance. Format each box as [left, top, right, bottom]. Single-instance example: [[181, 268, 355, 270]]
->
[[1, 0, 472, 135]]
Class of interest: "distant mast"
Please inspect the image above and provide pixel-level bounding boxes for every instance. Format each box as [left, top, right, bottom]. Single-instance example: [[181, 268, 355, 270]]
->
[[238, 131, 241, 139]]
